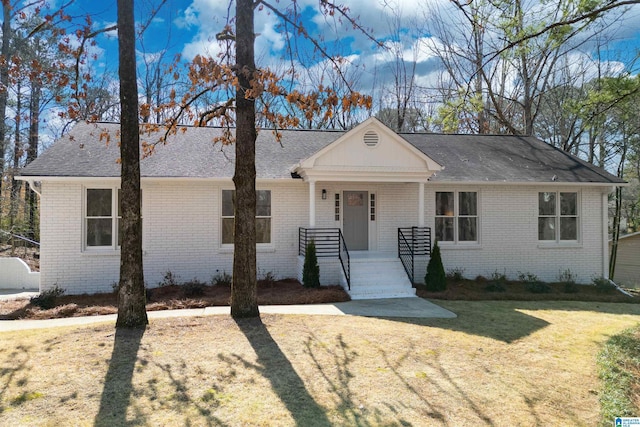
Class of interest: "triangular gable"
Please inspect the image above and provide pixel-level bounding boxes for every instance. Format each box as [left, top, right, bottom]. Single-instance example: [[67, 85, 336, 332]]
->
[[295, 117, 442, 182]]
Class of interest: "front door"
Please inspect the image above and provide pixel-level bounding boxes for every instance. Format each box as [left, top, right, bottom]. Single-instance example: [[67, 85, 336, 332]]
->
[[343, 191, 368, 250]]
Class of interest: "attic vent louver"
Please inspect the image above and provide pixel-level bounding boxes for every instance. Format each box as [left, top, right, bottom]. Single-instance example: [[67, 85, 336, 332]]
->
[[363, 130, 379, 147]]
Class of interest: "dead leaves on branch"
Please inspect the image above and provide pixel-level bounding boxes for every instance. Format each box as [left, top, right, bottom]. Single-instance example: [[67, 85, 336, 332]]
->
[[135, 53, 372, 150]]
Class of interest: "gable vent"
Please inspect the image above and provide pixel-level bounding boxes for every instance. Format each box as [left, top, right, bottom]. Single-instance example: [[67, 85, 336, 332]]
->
[[363, 130, 379, 147]]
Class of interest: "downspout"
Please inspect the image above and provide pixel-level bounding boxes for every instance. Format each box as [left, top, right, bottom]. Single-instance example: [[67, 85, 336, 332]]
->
[[602, 189, 609, 279], [26, 179, 42, 197]]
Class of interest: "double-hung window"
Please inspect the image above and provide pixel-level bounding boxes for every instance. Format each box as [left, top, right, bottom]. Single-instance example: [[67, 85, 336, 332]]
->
[[85, 188, 120, 249], [538, 192, 578, 242], [222, 189, 271, 245], [435, 191, 478, 243], [85, 188, 142, 249]]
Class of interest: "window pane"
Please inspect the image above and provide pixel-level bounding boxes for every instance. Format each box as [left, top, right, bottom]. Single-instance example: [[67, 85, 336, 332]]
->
[[560, 193, 577, 216], [435, 217, 454, 241], [87, 189, 112, 217], [538, 217, 556, 240], [538, 192, 555, 216], [222, 190, 235, 217], [459, 192, 477, 216], [256, 190, 271, 216], [87, 218, 112, 246], [256, 218, 271, 244], [458, 217, 477, 241], [560, 217, 577, 240], [436, 192, 454, 216], [222, 218, 234, 244]]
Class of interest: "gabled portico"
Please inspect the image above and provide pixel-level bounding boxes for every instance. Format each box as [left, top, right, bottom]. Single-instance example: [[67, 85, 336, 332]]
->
[[294, 118, 441, 297]]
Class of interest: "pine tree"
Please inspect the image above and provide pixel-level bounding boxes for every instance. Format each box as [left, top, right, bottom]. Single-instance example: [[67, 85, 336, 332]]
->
[[425, 241, 446, 292], [302, 240, 320, 288]]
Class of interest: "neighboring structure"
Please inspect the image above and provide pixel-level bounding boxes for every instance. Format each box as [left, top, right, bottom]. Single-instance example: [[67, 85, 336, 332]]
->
[[611, 232, 640, 288], [18, 118, 625, 297]]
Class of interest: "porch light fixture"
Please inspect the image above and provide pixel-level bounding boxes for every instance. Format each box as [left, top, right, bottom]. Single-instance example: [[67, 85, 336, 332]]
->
[[322, 189, 327, 200]]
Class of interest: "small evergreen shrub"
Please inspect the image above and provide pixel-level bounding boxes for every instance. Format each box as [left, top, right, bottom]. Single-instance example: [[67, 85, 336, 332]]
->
[[519, 272, 551, 294], [484, 282, 506, 292], [212, 271, 232, 288], [30, 286, 65, 309], [446, 267, 465, 282], [302, 240, 320, 288], [425, 241, 446, 292], [182, 279, 207, 297], [593, 276, 616, 293], [558, 269, 579, 293]]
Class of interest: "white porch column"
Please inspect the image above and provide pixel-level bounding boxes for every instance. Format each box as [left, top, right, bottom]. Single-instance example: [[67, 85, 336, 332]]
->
[[309, 180, 316, 227], [418, 182, 425, 227]]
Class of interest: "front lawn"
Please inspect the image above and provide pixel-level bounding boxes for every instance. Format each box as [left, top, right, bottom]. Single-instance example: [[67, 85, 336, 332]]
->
[[0, 301, 639, 426]]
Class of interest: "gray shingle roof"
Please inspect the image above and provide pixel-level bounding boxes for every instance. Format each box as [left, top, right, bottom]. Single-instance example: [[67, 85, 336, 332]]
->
[[20, 121, 624, 184]]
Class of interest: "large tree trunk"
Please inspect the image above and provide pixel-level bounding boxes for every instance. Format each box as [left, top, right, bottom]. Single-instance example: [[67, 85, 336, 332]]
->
[[116, 0, 147, 328], [231, 0, 259, 318]]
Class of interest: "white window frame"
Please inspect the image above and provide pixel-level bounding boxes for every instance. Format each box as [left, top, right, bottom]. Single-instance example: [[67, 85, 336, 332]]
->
[[84, 187, 119, 251], [221, 189, 272, 246], [83, 186, 143, 251], [538, 191, 580, 243], [435, 190, 479, 244]]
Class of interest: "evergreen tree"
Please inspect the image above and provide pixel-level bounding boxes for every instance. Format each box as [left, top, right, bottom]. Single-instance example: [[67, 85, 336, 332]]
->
[[302, 240, 320, 288], [425, 241, 446, 292]]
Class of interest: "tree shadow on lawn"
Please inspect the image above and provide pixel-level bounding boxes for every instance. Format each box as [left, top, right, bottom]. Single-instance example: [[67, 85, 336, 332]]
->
[[385, 301, 552, 344], [403, 299, 640, 344], [233, 317, 333, 427], [95, 327, 147, 427]]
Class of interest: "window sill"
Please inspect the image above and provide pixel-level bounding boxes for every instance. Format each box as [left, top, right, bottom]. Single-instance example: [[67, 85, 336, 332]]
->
[[537, 243, 582, 249]]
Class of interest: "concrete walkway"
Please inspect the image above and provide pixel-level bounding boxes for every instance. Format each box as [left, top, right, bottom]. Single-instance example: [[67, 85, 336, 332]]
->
[[0, 297, 456, 332]]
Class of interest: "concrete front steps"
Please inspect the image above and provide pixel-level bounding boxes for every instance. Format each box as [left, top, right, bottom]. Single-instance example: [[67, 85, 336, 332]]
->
[[342, 255, 416, 300]]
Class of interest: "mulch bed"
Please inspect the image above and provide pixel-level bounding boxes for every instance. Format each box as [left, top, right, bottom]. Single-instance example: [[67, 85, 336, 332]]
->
[[416, 279, 639, 303], [0, 279, 350, 320]]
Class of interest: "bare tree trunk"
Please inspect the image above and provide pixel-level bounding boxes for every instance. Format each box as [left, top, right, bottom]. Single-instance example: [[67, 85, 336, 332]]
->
[[26, 81, 41, 237], [10, 79, 22, 230], [231, 0, 259, 318], [0, 4, 11, 225], [116, 0, 147, 328]]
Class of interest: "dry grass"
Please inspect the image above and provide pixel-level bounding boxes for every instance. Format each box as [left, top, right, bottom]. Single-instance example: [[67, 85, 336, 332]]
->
[[0, 280, 350, 320], [1, 301, 639, 426]]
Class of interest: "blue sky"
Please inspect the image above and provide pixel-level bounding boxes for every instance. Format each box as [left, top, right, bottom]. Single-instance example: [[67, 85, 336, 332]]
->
[[38, 0, 640, 118]]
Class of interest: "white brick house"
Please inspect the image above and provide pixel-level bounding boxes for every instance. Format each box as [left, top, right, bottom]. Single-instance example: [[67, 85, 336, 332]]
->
[[18, 118, 624, 297]]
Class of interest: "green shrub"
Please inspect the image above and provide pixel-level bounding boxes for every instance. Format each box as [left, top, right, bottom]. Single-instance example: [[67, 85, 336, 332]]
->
[[182, 279, 207, 297], [593, 276, 616, 293], [212, 271, 232, 288], [484, 282, 506, 292], [425, 241, 446, 292], [446, 267, 465, 282], [519, 271, 551, 294], [484, 270, 507, 292], [558, 269, 579, 293], [30, 286, 65, 309], [302, 240, 320, 288]]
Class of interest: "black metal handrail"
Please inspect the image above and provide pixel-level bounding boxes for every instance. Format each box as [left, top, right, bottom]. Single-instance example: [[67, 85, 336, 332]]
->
[[398, 227, 431, 284], [299, 227, 350, 289]]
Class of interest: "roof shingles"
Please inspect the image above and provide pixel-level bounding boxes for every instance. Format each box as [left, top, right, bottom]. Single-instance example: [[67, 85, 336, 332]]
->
[[20, 122, 624, 184]]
